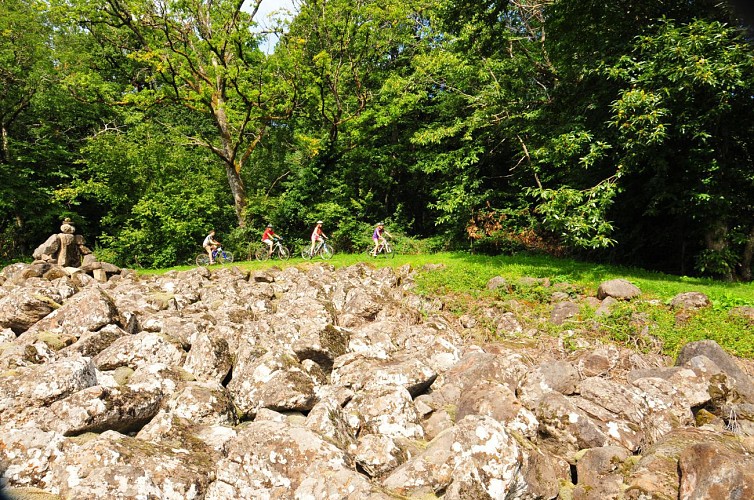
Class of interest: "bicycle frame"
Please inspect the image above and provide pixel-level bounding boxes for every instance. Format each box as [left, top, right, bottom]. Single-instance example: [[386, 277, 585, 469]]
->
[[369, 239, 394, 258], [302, 239, 333, 260]]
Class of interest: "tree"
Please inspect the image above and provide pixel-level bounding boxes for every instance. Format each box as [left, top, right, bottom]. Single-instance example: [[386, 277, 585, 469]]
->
[[66, 0, 297, 225], [0, 0, 110, 258], [604, 18, 754, 278], [268, 0, 429, 238]]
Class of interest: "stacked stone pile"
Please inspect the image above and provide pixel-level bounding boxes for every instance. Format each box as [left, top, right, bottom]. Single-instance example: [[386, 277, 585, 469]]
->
[[30, 218, 120, 282], [0, 263, 753, 499]]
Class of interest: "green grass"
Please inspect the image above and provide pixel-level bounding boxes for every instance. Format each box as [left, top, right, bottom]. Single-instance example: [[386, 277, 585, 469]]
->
[[141, 250, 754, 358]]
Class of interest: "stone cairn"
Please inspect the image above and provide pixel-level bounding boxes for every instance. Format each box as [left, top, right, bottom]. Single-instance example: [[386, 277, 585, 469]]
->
[[31, 218, 119, 282]]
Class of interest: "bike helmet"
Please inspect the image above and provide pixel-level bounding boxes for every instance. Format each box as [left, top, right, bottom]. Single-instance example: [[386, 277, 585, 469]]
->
[[377, 222, 384, 226], [266, 224, 272, 228], [317, 220, 323, 224]]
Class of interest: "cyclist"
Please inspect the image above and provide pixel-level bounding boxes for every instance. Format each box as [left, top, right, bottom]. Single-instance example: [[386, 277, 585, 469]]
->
[[310, 220, 327, 256], [371, 222, 392, 256], [203, 230, 220, 264], [262, 224, 279, 257]]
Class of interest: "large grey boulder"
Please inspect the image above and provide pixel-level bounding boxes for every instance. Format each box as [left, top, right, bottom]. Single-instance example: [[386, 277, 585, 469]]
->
[[675, 340, 754, 403], [669, 291, 711, 310], [597, 279, 641, 300], [204, 419, 376, 499], [93, 331, 186, 371], [624, 427, 754, 499], [48, 430, 214, 499], [344, 385, 424, 440], [678, 441, 754, 499], [573, 446, 632, 500], [226, 349, 319, 418], [382, 415, 524, 499], [35, 384, 163, 436], [331, 351, 437, 397], [0, 284, 61, 333]]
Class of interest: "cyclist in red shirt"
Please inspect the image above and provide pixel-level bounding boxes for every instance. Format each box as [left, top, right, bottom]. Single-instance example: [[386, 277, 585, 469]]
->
[[262, 224, 278, 257]]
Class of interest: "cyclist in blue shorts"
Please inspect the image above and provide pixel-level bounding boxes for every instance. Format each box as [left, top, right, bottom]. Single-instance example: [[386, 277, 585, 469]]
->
[[203, 230, 220, 264]]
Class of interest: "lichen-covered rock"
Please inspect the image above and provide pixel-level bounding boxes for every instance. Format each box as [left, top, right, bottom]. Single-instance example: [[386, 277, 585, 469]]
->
[[577, 345, 621, 378], [305, 396, 357, 452], [382, 415, 524, 499], [48, 430, 213, 499], [536, 392, 610, 459], [205, 419, 365, 499], [291, 323, 350, 372], [678, 441, 754, 499], [36, 384, 163, 436], [331, 351, 437, 397], [226, 349, 319, 418], [439, 349, 529, 395], [573, 446, 632, 500], [163, 381, 237, 426], [625, 427, 754, 500], [58, 323, 129, 358], [456, 379, 538, 439], [93, 331, 186, 371], [518, 360, 580, 409], [183, 331, 232, 384], [0, 355, 97, 418], [551, 300, 580, 325], [676, 340, 754, 404], [0, 426, 66, 490], [0, 285, 61, 333], [354, 433, 406, 478], [19, 285, 119, 344], [344, 386, 424, 440]]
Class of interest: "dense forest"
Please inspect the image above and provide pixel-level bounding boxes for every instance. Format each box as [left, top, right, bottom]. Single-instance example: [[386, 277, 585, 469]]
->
[[2, 0, 754, 279]]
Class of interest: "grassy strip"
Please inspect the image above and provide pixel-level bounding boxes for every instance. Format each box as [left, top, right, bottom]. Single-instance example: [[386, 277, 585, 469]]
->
[[141, 250, 754, 358]]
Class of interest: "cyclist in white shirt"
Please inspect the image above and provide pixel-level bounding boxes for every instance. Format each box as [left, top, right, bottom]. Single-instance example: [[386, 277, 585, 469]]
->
[[203, 230, 220, 264]]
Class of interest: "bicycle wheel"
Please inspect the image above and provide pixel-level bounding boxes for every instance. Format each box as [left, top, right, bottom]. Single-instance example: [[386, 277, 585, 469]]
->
[[255, 245, 270, 261], [247, 242, 259, 261], [301, 245, 313, 260], [217, 251, 234, 264], [278, 245, 291, 260], [384, 242, 395, 259], [196, 253, 210, 267], [320, 243, 334, 260]]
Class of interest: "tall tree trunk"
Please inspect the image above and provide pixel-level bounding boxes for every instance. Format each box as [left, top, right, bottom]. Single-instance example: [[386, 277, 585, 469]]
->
[[213, 93, 248, 226], [740, 226, 754, 282], [224, 160, 247, 226], [1, 124, 8, 163], [704, 221, 733, 280]]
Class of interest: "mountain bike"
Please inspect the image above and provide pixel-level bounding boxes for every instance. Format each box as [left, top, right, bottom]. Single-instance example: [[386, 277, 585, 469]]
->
[[196, 246, 234, 266], [301, 239, 334, 260], [252, 238, 290, 261], [366, 239, 395, 259]]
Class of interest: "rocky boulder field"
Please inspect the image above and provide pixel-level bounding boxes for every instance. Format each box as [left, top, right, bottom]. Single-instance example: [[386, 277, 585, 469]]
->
[[1, 260, 754, 499]]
